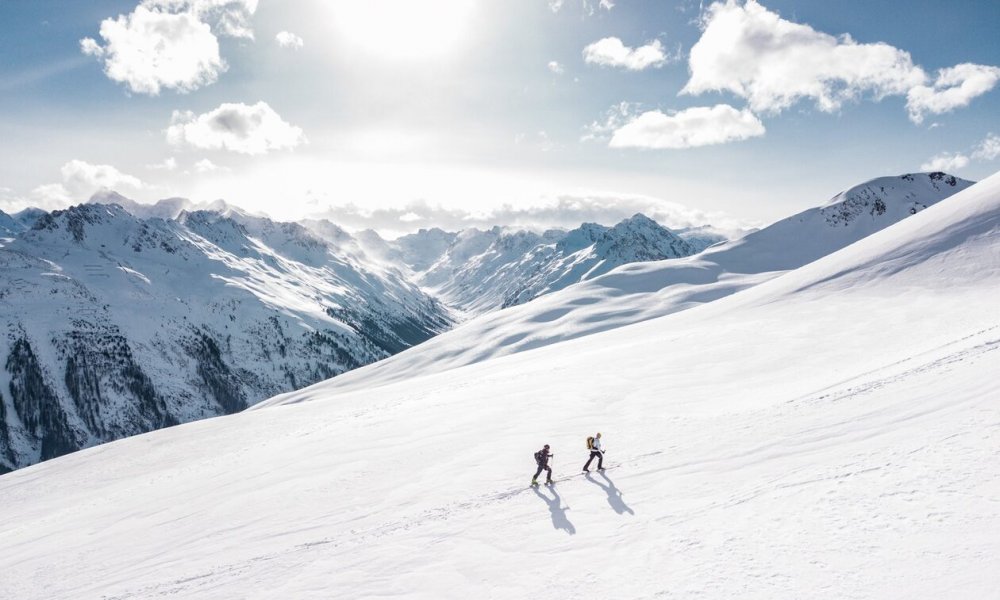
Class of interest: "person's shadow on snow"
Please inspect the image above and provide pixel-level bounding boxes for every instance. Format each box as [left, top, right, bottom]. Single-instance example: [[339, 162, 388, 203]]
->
[[586, 472, 634, 515], [532, 485, 576, 535]]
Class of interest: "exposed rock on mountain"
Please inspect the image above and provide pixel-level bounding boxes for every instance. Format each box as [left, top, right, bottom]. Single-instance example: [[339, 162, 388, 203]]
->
[[0, 203, 452, 472]]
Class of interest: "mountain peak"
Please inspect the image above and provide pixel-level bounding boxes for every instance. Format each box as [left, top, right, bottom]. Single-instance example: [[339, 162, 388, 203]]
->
[[819, 172, 975, 229], [595, 214, 694, 262], [30, 202, 136, 243], [618, 213, 660, 227]]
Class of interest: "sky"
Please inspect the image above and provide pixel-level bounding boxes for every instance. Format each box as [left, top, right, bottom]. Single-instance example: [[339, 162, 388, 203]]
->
[[1, 0, 998, 235]]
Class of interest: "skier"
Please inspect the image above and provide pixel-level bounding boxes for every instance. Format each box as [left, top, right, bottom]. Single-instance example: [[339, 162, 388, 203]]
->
[[583, 432, 604, 472], [532, 444, 554, 486]]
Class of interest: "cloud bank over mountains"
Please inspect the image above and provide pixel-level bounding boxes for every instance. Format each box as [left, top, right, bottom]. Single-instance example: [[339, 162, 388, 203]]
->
[[310, 193, 753, 239], [23, 161, 146, 211]]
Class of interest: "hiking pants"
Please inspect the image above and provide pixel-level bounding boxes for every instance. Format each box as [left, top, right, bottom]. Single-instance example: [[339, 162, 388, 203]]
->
[[584, 451, 604, 471], [534, 463, 552, 482]]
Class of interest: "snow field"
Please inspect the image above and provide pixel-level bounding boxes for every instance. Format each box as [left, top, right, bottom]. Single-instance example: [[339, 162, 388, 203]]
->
[[0, 172, 997, 598]]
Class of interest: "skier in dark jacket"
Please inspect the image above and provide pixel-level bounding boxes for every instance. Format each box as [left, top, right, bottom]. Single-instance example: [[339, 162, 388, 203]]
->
[[583, 432, 604, 472], [532, 444, 554, 485]]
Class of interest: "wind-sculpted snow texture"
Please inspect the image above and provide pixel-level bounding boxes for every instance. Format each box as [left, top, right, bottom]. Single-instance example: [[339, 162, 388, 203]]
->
[[0, 203, 451, 472], [1, 172, 997, 599], [259, 172, 974, 399]]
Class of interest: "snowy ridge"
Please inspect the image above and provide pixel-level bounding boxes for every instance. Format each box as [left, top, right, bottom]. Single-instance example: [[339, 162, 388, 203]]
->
[[0, 172, 997, 599], [0, 203, 452, 472], [259, 172, 974, 400], [398, 214, 698, 315], [87, 190, 248, 221]]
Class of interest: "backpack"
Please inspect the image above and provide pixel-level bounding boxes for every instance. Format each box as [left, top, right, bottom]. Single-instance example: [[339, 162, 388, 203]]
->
[[534, 450, 544, 464], [586, 436, 594, 450]]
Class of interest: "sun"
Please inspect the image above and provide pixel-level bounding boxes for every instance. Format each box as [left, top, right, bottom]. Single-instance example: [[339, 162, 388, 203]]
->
[[328, 0, 476, 61]]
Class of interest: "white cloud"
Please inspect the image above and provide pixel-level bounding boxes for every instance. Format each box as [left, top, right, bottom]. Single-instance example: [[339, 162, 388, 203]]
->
[[907, 64, 1000, 123], [19, 161, 145, 211], [609, 104, 765, 149], [23, 184, 75, 211], [81, 7, 224, 95], [972, 133, 1000, 161], [61, 160, 144, 192], [147, 157, 178, 171], [276, 31, 304, 50], [0, 187, 26, 214], [194, 158, 224, 172], [81, 0, 257, 95], [550, 1, 613, 17], [583, 37, 671, 71], [311, 194, 751, 237], [166, 101, 306, 155], [682, 0, 1000, 123], [548, 60, 565, 74], [582, 101, 637, 141], [79, 38, 103, 57], [684, 1, 927, 115], [146, 0, 258, 39], [920, 153, 970, 172], [920, 133, 1000, 174]]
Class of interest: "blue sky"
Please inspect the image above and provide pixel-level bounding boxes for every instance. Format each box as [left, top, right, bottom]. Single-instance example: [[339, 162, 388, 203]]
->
[[1, 0, 998, 234]]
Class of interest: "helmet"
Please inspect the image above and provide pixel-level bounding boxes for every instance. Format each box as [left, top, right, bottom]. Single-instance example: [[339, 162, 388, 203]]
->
[[543, 444, 550, 449]]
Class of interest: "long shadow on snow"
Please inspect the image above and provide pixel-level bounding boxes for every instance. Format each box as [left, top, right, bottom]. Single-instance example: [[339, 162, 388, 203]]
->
[[585, 472, 634, 515], [532, 485, 576, 535]]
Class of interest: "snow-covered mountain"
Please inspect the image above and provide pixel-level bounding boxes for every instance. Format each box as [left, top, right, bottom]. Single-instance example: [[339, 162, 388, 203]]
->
[[0, 201, 710, 472], [0, 203, 452, 472], [0, 173, 971, 472], [393, 214, 699, 314], [87, 190, 244, 221], [0, 209, 26, 238], [267, 172, 974, 394], [1, 172, 996, 599]]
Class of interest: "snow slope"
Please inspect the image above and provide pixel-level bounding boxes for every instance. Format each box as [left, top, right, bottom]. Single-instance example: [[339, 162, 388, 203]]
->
[[0, 203, 451, 471], [282, 172, 973, 395], [0, 196, 721, 472], [0, 172, 997, 598]]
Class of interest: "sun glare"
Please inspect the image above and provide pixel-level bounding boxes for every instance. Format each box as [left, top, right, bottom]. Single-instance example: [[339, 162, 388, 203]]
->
[[329, 0, 476, 61]]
